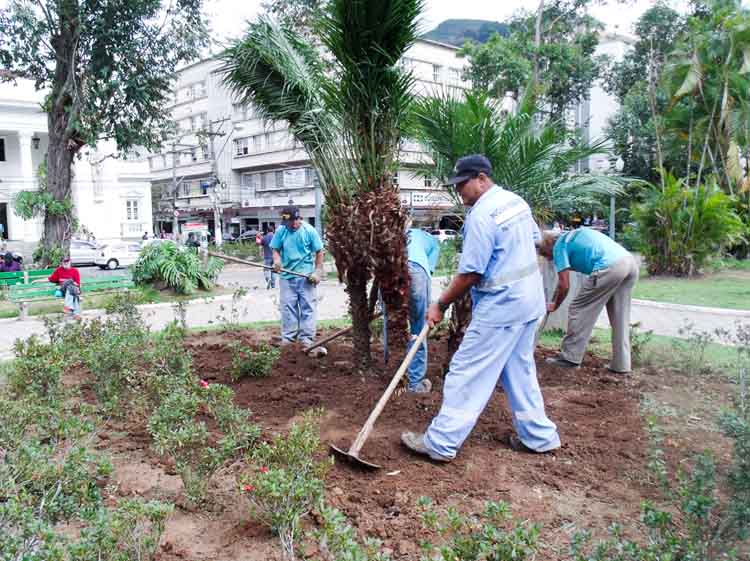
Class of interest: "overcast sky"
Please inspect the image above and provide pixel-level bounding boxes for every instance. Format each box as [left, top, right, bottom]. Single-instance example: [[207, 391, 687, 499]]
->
[[204, 0, 681, 51]]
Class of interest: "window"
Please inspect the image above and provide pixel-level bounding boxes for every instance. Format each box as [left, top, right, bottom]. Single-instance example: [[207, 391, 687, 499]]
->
[[162, 155, 167, 168], [424, 176, 433, 188], [432, 64, 443, 83], [305, 167, 314, 185], [235, 138, 249, 156], [194, 81, 206, 98], [190, 116, 197, 132], [252, 135, 262, 153], [275, 170, 284, 188], [263, 133, 271, 150], [126, 200, 139, 221], [449, 68, 461, 86], [198, 113, 207, 130], [392, 171, 399, 187], [0, 138, 5, 162]]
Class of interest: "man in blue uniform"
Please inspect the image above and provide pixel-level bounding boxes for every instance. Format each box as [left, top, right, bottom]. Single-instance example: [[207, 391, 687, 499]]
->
[[401, 155, 560, 461], [405, 217, 441, 393], [537, 228, 638, 373], [270, 206, 326, 356]]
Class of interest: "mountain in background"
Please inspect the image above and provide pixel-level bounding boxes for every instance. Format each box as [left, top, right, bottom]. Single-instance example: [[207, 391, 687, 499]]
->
[[422, 19, 509, 46]]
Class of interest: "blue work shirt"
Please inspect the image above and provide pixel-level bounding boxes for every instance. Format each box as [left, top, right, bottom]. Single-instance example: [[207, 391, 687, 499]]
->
[[407, 228, 440, 276], [269, 222, 324, 280], [553, 227, 629, 275], [458, 185, 545, 327]]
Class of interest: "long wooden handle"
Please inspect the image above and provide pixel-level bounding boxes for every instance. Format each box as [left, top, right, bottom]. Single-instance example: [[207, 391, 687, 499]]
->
[[348, 323, 430, 456], [209, 251, 311, 279], [306, 312, 382, 352]]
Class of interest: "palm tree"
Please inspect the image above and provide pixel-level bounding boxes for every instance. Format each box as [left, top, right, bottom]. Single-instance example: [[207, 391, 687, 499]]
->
[[411, 88, 622, 351], [221, 0, 422, 367]]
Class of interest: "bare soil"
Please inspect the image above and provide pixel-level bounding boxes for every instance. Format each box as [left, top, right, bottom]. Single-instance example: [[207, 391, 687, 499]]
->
[[86, 327, 736, 560]]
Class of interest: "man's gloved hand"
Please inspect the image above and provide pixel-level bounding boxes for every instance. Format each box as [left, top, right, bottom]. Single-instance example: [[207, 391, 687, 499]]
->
[[272, 260, 282, 273], [308, 267, 324, 285]]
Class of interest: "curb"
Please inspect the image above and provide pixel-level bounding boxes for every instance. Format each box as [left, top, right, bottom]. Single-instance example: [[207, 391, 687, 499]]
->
[[632, 299, 750, 317]]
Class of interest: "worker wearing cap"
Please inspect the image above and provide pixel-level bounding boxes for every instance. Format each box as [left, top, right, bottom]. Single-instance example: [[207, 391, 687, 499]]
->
[[401, 154, 560, 461], [537, 228, 638, 373], [406, 215, 441, 393], [270, 206, 326, 355]]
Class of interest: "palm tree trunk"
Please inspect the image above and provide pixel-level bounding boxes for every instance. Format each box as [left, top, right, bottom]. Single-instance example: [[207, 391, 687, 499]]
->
[[345, 268, 372, 369], [447, 292, 472, 355]]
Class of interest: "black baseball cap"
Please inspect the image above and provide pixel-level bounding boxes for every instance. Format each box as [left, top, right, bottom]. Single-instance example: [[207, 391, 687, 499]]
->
[[280, 206, 301, 226], [445, 154, 493, 186]]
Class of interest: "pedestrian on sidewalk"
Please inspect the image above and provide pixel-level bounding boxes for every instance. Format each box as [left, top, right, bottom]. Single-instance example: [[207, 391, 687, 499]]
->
[[537, 227, 639, 373], [401, 154, 560, 462], [270, 206, 326, 356], [48, 256, 82, 320], [261, 225, 277, 289], [405, 215, 440, 394]]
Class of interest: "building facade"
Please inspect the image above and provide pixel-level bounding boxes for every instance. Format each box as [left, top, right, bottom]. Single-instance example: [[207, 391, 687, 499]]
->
[[0, 79, 153, 246], [148, 39, 470, 239]]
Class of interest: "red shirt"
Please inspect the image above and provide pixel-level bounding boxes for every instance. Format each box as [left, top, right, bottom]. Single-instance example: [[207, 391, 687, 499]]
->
[[49, 266, 81, 286]]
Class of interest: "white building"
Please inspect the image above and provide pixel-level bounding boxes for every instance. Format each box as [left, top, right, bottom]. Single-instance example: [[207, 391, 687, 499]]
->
[[148, 38, 470, 238], [0, 79, 153, 246]]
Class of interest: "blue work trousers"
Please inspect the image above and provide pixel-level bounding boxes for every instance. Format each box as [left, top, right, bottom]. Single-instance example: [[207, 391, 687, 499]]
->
[[407, 262, 430, 389], [263, 257, 277, 288], [425, 317, 560, 458], [279, 276, 317, 345]]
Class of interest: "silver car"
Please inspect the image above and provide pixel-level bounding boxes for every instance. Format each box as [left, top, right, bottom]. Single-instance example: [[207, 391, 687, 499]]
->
[[70, 239, 102, 266]]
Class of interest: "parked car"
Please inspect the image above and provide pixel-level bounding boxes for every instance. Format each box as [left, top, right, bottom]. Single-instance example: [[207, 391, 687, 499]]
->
[[430, 229, 459, 243], [70, 239, 102, 266], [235, 229, 260, 242], [94, 242, 142, 270]]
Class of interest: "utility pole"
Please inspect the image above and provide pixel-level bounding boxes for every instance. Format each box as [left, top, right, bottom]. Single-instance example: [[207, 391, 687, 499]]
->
[[207, 122, 223, 247], [171, 142, 180, 238]]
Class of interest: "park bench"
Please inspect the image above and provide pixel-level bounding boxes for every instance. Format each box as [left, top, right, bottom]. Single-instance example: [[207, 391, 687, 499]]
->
[[0, 268, 56, 289], [9, 275, 135, 320]]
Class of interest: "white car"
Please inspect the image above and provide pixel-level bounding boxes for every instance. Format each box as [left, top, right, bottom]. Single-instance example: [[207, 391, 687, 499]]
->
[[70, 239, 102, 266], [431, 229, 459, 243], [94, 242, 142, 270]]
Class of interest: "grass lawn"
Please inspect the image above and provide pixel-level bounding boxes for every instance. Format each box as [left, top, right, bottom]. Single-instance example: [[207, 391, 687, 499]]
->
[[632, 259, 750, 310], [0, 285, 233, 319]]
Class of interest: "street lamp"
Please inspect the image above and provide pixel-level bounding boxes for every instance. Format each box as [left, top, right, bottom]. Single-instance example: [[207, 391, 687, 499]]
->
[[610, 156, 625, 239]]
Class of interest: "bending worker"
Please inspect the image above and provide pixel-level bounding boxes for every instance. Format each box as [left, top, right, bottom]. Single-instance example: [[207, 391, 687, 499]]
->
[[405, 216, 440, 394], [401, 154, 560, 461], [537, 227, 638, 373], [270, 206, 326, 356]]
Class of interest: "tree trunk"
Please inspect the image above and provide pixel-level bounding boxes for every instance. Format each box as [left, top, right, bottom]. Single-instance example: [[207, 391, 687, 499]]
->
[[365, 187, 410, 356], [447, 292, 472, 357], [346, 269, 371, 369], [42, 94, 77, 266]]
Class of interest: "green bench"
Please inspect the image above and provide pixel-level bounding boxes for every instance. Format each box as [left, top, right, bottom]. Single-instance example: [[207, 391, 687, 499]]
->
[[0, 268, 56, 288], [9, 276, 135, 320]]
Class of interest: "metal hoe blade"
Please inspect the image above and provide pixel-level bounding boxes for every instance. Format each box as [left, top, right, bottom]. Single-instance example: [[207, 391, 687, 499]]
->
[[329, 443, 381, 470]]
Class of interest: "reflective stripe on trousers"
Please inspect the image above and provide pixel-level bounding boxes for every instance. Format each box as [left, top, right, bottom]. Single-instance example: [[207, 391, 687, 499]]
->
[[424, 317, 560, 458]]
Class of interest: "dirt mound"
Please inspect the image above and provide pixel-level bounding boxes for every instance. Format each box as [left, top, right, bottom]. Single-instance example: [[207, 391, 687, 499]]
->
[[172, 328, 648, 559]]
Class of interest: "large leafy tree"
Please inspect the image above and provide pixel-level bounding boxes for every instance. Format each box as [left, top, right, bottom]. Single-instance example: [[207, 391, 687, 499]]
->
[[460, 0, 602, 119], [0, 0, 208, 264], [411, 88, 621, 350], [222, 0, 420, 367]]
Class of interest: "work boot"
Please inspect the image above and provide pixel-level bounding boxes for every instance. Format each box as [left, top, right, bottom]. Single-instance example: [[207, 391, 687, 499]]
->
[[306, 346, 328, 358], [400, 431, 451, 462], [545, 356, 580, 369], [606, 364, 631, 374], [507, 434, 555, 454], [407, 379, 432, 394]]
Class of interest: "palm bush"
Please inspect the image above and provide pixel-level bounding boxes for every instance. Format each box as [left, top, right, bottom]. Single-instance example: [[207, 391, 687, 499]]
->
[[221, 0, 422, 367], [632, 171, 744, 276], [132, 242, 223, 294]]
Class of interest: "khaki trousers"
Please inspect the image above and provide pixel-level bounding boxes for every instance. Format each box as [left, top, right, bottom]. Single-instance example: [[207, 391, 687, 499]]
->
[[560, 255, 639, 372]]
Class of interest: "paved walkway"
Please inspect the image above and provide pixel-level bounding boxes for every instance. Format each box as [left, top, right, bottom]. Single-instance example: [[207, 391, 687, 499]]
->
[[0, 267, 748, 359]]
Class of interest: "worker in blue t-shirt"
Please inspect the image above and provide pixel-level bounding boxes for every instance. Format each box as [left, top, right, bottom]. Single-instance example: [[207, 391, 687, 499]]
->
[[537, 227, 638, 373], [405, 217, 440, 393], [270, 206, 326, 356], [401, 154, 560, 462]]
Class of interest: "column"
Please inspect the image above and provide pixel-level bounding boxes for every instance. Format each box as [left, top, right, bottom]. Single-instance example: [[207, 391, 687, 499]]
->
[[17, 132, 34, 182]]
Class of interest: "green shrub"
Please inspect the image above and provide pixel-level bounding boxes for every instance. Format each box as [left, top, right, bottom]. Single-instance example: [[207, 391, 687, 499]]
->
[[149, 382, 259, 505], [230, 342, 280, 381], [219, 241, 262, 261], [630, 322, 654, 368], [9, 335, 65, 404], [240, 411, 331, 560], [632, 172, 744, 276], [132, 241, 223, 294]]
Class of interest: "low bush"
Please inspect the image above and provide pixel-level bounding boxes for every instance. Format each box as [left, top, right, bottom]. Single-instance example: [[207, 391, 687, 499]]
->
[[132, 241, 223, 294], [632, 172, 744, 276], [9, 335, 65, 404], [149, 382, 259, 505], [230, 342, 280, 381], [240, 411, 331, 560]]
